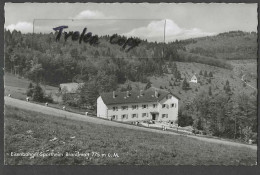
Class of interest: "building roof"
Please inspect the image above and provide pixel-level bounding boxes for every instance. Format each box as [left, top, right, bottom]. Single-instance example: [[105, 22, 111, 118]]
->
[[191, 75, 197, 79], [60, 83, 84, 93], [100, 87, 180, 105]]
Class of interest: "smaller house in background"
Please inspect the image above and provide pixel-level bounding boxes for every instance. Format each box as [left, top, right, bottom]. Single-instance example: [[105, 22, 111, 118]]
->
[[60, 83, 84, 93], [189, 75, 198, 83]]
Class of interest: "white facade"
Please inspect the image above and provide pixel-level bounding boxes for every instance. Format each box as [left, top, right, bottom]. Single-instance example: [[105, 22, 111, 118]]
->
[[189, 75, 197, 83], [97, 96, 108, 118], [97, 94, 178, 122]]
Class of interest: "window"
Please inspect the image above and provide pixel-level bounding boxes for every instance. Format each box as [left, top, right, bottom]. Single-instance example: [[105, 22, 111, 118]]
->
[[112, 115, 118, 120], [162, 104, 169, 109], [142, 113, 148, 117], [166, 95, 172, 99], [122, 106, 128, 110], [132, 105, 138, 110], [132, 114, 138, 118], [142, 104, 148, 109], [171, 103, 175, 108], [162, 114, 168, 118], [112, 107, 118, 111], [122, 114, 128, 119], [153, 104, 157, 108]]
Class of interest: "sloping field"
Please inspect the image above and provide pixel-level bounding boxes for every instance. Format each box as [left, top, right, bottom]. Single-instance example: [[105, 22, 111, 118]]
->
[[4, 73, 61, 101], [4, 106, 256, 165]]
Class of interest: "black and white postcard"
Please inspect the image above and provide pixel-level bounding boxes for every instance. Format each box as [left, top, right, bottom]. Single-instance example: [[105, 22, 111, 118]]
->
[[3, 3, 258, 165]]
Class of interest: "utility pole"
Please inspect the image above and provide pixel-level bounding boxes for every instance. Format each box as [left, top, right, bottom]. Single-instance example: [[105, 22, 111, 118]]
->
[[162, 19, 166, 59], [234, 115, 237, 139]]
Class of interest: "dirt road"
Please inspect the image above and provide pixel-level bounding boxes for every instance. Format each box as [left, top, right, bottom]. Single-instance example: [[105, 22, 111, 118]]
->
[[4, 96, 257, 150]]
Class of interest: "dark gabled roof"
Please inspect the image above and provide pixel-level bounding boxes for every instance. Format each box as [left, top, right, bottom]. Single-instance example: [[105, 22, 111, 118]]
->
[[100, 87, 180, 105]]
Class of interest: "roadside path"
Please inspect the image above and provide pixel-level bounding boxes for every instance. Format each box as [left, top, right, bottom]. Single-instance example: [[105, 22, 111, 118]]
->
[[241, 74, 257, 91], [5, 96, 257, 150]]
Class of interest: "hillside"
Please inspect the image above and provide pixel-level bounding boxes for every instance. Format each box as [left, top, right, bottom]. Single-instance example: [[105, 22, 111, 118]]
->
[[4, 29, 257, 141], [182, 31, 257, 60], [127, 60, 256, 107], [5, 106, 256, 165]]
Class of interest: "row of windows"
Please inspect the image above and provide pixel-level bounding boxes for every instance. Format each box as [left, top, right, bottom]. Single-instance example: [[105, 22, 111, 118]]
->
[[111, 113, 149, 119], [111, 113, 169, 119], [162, 114, 168, 118], [112, 103, 176, 111], [162, 103, 177, 109]]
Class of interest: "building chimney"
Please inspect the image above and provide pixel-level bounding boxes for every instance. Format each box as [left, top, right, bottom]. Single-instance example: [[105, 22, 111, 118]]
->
[[140, 90, 143, 96], [126, 91, 129, 97], [113, 91, 115, 98], [155, 90, 158, 98]]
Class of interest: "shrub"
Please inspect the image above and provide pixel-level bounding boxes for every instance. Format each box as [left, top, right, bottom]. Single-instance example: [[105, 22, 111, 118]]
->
[[44, 94, 53, 103], [178, 113, 194, 127]]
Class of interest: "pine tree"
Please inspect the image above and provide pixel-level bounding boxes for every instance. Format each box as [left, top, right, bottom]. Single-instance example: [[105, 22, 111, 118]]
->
[[209, 86, 212, 96], [204, 71, 208, 77], [199, 70, 203, 75], [175, 70, 181, 80], [26, 82, 34, 97], [182, 77, 190, 90], [32, 83, 44, 102], [79, 81, 99, 107], [224, 80, 231, 94], [209, 71, 213, 77]]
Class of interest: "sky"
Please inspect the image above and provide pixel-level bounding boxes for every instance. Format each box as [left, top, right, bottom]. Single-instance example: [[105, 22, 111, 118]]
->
[[5, 3, 258, 42]]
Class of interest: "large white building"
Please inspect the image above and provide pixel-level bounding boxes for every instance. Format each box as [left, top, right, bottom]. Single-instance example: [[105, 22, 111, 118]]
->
[[97, 87, 180, 122]]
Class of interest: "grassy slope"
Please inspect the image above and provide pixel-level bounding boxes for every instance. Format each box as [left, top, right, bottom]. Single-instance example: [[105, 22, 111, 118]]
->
[[4, 72, 60, 101], [4, 106, 256, 165]]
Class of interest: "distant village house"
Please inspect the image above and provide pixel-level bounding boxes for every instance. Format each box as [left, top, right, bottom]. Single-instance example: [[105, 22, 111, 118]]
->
[[189, 75, 198, 83]]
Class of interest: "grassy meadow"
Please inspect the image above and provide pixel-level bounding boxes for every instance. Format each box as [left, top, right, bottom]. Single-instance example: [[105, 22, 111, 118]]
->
[[4, 72, 60, 101], [4, 106, 256, 165]]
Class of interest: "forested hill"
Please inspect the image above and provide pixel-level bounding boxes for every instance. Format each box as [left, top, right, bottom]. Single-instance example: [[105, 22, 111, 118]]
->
[[182, 31, 257, 60], [4, 30, 257, 86]]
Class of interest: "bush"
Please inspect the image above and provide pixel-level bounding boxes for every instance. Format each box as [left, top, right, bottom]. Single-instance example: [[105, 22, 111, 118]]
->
[[178, 111, 194, 127], [44, 94, 53, 103], [62, 93, 78, 107], [27, 83, 53, 103]]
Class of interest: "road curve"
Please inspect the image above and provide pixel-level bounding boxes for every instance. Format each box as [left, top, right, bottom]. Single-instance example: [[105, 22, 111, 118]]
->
[[4, 96, 257, 150]]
